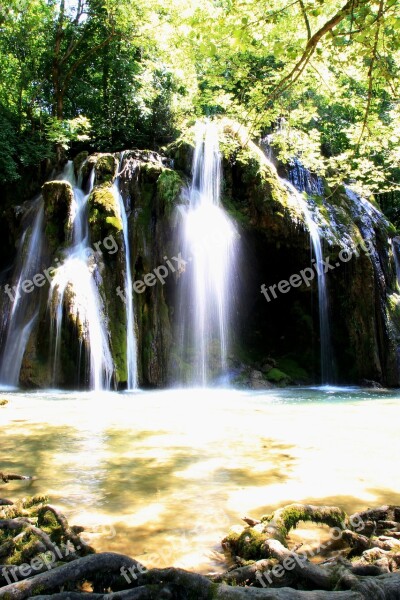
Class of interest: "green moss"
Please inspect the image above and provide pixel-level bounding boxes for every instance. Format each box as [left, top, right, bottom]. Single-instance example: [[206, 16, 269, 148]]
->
[[165, 139, 194, 174], [88, 184, 123, 241], [95, 154, 117, 183], [277, 358, 309, 382], [105, 216, 123, 232], [10, 534, 40, 564], [90, 185, 118, 213], [108, 309, 128, 385], [261, 505, 347, 540], [388, 222, 397, 235], [223, 528, 268, 560], [37, 508, 63, 545], [42, 180, 74, 252], [387, 292, 400, 332], [222, 195, 251, 227], [141, 162, 163, 182], [73, 151, 89, 176], [157, 169, 183, 214], [266, 368, 290, 384]]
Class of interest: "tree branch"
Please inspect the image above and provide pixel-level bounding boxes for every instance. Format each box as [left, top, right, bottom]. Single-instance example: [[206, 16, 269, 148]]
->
[[267, 0, 369, 102], [60, 29, 117, 99], [356, 0, 385, 148], [298, 0, 311, 39]]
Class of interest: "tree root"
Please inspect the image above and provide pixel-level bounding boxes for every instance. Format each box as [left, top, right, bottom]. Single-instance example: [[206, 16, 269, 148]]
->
[[0, 552, 142, 599], [0, 473, 33, 484], [1, 500, 400, 598]]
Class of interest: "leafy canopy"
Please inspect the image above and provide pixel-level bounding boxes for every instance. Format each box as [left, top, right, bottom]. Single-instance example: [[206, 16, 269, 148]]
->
[[0, 0, 399, 199]]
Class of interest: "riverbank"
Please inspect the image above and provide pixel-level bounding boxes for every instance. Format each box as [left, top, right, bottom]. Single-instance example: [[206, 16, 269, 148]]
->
[[1, 493, 400, 599], [1, 387, 400, 573]]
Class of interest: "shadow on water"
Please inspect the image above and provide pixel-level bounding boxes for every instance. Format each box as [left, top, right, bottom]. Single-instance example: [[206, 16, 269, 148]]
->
[[1, 388, 400, 571]]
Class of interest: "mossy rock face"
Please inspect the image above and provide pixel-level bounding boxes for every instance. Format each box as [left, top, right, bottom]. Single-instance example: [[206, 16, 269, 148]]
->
[[137, 293, 172, 387], [140, 162, 164, 183], [166, 140, 194, 176], [73, 151, 89, 177], [101, 254, 129, 386], [88, 184, 123, 242], [95, 154, 118, 184], [277, 358, 309, 384], [81, 155, 97, 188], [42, 180, 74, 252], [157, 169, 183, 215]]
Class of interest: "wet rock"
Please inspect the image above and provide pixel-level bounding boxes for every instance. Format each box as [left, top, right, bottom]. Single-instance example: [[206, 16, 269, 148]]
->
[[261, 359, 277, 373], [73, 150, 89, 177], [361, 379, 384, 389], [42, 180, 74, 252], [88, 184, 123, 242], [250, 370, 274, 390], [95, 153, 118, 184]]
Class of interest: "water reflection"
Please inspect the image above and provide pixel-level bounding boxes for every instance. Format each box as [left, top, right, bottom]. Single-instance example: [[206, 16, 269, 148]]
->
[[1, 387, 400, 572]]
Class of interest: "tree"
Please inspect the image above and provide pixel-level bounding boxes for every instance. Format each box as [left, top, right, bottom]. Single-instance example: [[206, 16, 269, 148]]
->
[[180, 0, 400, 195]]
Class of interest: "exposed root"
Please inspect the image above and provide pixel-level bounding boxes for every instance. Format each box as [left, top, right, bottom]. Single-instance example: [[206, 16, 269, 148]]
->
[[0, 473, 33, 484], [0, 500, 400, 598]]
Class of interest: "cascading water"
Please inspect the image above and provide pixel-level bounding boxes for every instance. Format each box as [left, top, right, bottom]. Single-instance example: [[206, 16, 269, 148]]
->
[[49, 161, 114, 390], [178, 121, 237, 385], [345, 186, 389, 284], [113, 154, 138, 389], [0, 200, 44, 387], [259, 139, 334, 383], [288, 157, 325, 197], [285, 181, 334, 384]]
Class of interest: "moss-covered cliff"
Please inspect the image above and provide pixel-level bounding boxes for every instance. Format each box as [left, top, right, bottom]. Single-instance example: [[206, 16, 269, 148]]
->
[[3, 119, 400, 388]]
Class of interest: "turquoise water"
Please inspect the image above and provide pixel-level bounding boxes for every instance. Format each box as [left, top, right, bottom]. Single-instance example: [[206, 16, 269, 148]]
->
[[1, 386, 399, 572]]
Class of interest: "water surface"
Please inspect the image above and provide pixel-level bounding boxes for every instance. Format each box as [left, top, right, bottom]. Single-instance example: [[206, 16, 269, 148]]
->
[[1, 387, 399, 572]]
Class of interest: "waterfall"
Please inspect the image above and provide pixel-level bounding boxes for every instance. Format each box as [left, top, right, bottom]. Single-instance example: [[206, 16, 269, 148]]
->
[[393, 238, 400, 289], [258, 141, 334, 384], [288, 157, 325, 197], [345, 186, 388, 284], [285, 181, 334, 384], [0, 200, 44, 387], [49, 161, 114, 390], [113, 154, 138, 389], [178, 121, 237, 385]]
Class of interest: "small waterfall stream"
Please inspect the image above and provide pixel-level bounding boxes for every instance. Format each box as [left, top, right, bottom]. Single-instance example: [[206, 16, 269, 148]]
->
[[0, 200, 44, 387], [178, 121, 237, 385], [49, 161, 114, 390], [285, 181, 334, 384], [260, 140, 334, 383], [113, 154, 138, 389]]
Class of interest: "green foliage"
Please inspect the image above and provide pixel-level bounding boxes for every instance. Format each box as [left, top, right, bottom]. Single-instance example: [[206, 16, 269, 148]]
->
[[0, 111, 19, 182], [177, 0, 400, 197], [0, 0, 399, 200], [45, 116, 91, 150]]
